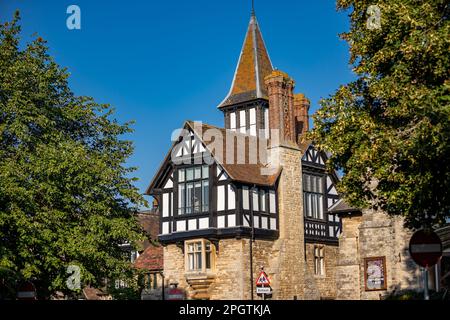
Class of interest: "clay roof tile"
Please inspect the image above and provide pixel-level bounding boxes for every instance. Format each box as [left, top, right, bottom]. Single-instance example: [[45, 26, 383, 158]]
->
[[218, 14, 273, 108]]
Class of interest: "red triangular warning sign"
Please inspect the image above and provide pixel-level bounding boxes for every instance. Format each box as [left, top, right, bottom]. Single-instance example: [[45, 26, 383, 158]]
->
[[256, 271, 270, 286]]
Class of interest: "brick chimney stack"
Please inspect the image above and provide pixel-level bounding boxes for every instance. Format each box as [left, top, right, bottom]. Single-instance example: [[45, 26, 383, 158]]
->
[[294, 93, 310, 143], [264, 70, 296, 143]]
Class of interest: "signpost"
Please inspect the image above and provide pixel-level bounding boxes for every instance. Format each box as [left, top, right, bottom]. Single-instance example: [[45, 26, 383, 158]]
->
[[255, 269, 272, 300], [166, 283, 185, 300], [409, 229, 443, 300], [16, 281, 37, 300], [255, 271, 270, 286], [256, 287, 271, 294]]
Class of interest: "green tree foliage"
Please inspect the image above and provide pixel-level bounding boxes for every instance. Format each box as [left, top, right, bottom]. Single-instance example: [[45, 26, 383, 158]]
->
[[311, 1, 449, 228], [0, 12, 147, 298]]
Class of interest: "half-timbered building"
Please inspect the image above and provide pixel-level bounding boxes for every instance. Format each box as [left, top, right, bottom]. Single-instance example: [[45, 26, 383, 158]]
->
[[146, 11, 343, 300]]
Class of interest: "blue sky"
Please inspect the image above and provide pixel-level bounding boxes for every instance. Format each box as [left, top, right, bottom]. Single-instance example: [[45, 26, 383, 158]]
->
[[0, 0, 354, 208]]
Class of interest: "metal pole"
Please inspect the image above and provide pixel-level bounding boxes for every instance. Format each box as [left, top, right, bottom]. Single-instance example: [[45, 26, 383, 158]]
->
[[424, 267, 429, 300], [250, 237, 254, 300], [435, 263, 440, 293], [250, 185, 256, 300], [161, 272, 165, 301], [262, 283, 265, 301]]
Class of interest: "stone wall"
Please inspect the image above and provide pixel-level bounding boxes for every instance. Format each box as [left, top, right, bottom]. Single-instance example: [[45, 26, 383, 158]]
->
[[269, 144, 311, 299], [336, 210, 422, 300], [209, 239, 248, 300], [163, 244, 193, 298], [336, 214, 362, 299], [305, 243, 339, 299], [164, 239, 281, 300], [358, 210, 421, 299]]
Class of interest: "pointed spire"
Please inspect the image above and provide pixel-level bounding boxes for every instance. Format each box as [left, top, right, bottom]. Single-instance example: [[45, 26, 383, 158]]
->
[[218, 11, 273, 108]]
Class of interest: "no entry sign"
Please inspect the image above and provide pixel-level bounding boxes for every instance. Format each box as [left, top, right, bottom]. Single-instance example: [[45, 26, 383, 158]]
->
[[167, 287, 185, 300], [409, 230, 442, 268], [16, 281, 37, 300]]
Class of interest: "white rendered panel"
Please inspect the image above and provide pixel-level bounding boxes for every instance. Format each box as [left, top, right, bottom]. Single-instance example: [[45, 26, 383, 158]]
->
[[269, 191, 276, 213], [327, 198, 334, 208], [244, 215, 250, 227], [218, 216, 225, 228], [249, 108, 256, 124], [243, 187, 250, 210], [162, 222, 169, 234], [175, 144, 182, 157], [319, 155, 324, 165], [188, 219, 197, 231], [329, 186, 338, 195], [176, 220, 186, 232], [164, 179, 173, 189], [219, 171, 228, 181], [270, 218, 277, 230], [162, 193, 169, 217], [217, 185, 225, 211], [261, 217, 268, 229], [230, 112, 236, 130], [260, 191, 266, 212], [252, 190, 259, 211], [240, 110, 246, 129], [228, 185, 236, 210], [199, 218, 209, 229], [264, 108, 269, 139], [227, 214, 236, 227], [327, 176, 333, 189]]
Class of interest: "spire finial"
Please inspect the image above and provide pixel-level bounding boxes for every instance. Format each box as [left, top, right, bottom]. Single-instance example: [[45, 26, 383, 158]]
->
[[251, 0, 255, 16]]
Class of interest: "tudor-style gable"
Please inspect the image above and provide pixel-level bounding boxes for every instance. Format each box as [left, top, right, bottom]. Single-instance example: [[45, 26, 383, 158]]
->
[[146, 121, 281, 244], [302, 144, 326, 166]]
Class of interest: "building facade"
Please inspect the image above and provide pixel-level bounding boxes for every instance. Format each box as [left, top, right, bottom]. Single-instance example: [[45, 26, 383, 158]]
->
[[146, 11, 441, 300], [146, 12, 342, 300]]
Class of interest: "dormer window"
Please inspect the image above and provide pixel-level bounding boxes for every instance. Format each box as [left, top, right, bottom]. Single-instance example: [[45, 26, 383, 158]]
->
[[178, 165, 209, 215]]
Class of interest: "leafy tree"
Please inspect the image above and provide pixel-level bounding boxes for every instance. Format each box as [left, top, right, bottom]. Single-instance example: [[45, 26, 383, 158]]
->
[[0, 12, 147, 299], [311, 0, 449, 228], [107, 269, 146, 300]]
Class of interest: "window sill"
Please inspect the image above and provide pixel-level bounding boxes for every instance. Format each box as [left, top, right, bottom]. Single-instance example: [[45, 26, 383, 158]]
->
[[185, 272, 216, 281], [175, 212, 210, 217], [305, 217, 326, 223]]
